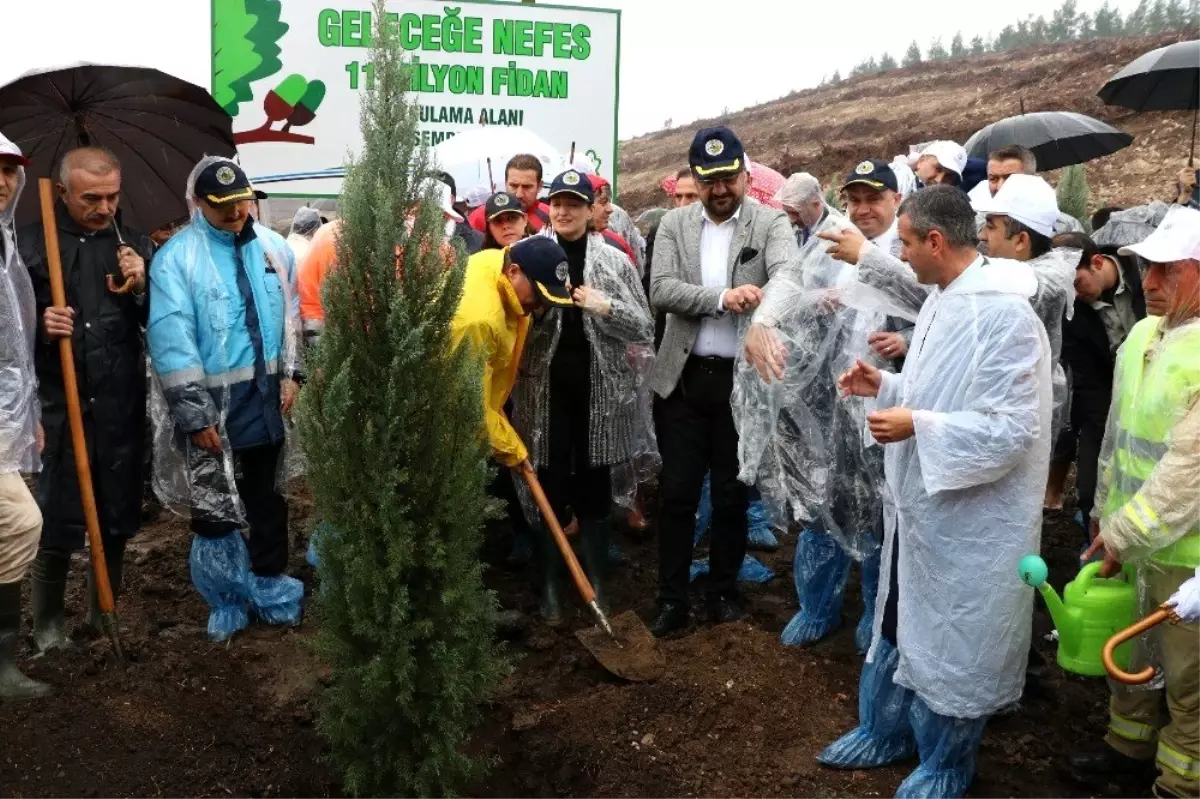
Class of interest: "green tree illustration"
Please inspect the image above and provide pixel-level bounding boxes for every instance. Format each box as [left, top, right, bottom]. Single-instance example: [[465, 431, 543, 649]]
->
[[212, 0, 288, 117]]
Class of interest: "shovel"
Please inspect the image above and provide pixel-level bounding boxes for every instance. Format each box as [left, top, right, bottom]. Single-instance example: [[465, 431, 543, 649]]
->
[[37, 178, 124, 660], [516, 460, 664, 682]]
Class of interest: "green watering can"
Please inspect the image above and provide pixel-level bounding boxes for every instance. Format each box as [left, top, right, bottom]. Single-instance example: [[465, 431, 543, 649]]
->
[[1019, 555, 1137, 676]]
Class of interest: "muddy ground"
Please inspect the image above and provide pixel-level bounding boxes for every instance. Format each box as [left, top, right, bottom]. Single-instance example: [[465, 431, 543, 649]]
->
[[0, 483, 1133, 798]]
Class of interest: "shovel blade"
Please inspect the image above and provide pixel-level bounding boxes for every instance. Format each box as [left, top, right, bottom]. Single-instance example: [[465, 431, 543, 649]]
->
[[575, 610, 665, 682]]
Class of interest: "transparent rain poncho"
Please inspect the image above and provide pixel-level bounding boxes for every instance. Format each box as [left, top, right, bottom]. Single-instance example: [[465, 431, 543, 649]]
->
[[511, 231, 656, 523], [1026, 247, 1079, 441], [286, 207, 322, 265], [1092, 202, 1172, 249], [734, 210, 913, 560], [866, 256, 1052, 720], [0, 136, 38, 476], [148, 156, 304, 527]]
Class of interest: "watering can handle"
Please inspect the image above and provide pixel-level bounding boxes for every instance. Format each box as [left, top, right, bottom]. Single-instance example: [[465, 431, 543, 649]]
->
[[1102, 606, 1175, 685], [1074, 560, 1103, 593]]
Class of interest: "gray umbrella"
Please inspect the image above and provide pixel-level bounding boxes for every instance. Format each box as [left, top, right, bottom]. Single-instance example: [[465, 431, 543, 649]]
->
[[965, 111, 1133, 171]]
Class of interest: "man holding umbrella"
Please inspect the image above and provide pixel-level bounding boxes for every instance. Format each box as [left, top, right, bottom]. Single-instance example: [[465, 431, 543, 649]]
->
[[18, 147, 153, 652]]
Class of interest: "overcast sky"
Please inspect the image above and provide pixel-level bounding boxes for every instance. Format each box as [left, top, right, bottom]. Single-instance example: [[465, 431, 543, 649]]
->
[[3, 0, 1144, 140]]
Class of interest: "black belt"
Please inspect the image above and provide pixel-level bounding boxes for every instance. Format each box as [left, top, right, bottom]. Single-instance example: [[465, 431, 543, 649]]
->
[[687, 354, 735, 371]]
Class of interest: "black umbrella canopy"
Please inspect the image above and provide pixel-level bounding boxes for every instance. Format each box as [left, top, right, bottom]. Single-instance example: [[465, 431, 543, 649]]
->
[[0, 63, 236, 234], [1098, 39, 1199, 112], [964, 111, 1134, 172]]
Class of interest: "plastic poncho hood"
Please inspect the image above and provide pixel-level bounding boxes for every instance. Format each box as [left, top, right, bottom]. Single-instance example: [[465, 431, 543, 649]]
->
[[868, 255, 1052, 720], [0, 131, 38, 474]]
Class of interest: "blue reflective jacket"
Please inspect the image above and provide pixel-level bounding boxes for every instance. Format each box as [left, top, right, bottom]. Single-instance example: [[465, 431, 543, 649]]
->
[[147, 215, 297, 450]]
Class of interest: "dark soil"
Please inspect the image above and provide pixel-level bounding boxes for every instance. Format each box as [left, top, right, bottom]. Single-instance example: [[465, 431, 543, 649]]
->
[[0, 483, 1124, 798]]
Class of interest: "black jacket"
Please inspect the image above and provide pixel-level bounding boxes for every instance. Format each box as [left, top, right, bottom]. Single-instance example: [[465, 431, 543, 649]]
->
[[19, 204, 153, 549], [1061, 253, 1145, 399]]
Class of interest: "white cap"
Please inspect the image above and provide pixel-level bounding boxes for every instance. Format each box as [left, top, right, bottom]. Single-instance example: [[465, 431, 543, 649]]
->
[[973, 173, 1059, 238], [464, 184, 491, 209], [773, 172, 821, 208], [1119, 206, 1200, 263], [420, 179, 464, 222], [921, 140, 967, 178]]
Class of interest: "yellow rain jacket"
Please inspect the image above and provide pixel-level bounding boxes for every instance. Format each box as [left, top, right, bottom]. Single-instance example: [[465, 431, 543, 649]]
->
[[451, 248, 529, 466]]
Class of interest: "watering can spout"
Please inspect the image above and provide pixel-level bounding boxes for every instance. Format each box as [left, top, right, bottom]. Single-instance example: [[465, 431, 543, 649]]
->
[[1019, 554, 1071, 633]]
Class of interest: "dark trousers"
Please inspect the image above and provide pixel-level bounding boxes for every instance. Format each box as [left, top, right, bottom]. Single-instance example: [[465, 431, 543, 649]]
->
[[1071, 388, 1110, 525], [191, 442, 289, 577], [882, 534, 899, 647], [657, 356, 748, 608], [538, 353, 611, 523], [488, 399, 532, 535]]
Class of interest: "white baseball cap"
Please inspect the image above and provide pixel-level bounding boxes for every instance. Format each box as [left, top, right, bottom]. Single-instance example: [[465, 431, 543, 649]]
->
[[421, 179, 464, 222], [973, 173, 1059, 238], [1119, 205, 1200, 263], [921, 141, 968, 178]]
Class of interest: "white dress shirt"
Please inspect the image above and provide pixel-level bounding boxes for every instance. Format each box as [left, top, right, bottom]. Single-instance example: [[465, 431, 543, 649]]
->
[[693, 207, 741, 358]]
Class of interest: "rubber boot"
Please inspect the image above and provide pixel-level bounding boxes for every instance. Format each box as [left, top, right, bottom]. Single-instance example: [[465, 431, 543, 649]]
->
[[0, 581, 51, 701], [781, 529, 852, 647], [819, 637, 917, 768], [86, 538, 126, 635], [31, 550, 72, 653], [533, 526, 564, 627], [855, 546, 881, 656], [579, 516, 612, 615], [894, 696, 987, 799]]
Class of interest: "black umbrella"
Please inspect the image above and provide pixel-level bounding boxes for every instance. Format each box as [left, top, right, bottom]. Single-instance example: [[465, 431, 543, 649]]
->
[[1098, 39, 1199, 164], [0, 63, 236, 234], [964, 111, 1134, 171]]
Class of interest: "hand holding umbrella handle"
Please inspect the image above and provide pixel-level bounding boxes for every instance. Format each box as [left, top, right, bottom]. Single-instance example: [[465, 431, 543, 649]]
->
[[1102, 606, 1175, 685]]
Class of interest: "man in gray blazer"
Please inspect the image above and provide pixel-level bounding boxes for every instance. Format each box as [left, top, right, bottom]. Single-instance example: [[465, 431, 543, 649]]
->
[[648, 126, 797, 636]]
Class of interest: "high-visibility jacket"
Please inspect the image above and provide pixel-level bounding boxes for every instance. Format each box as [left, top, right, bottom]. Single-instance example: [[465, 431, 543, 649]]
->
[[298, 220, 340, 343], [1100, 316, 1200, 568], [449, 248, 529, 466]]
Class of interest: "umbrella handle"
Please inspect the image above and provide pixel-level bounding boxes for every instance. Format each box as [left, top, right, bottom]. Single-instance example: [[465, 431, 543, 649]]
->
[[1102, 607, 1174, 685]]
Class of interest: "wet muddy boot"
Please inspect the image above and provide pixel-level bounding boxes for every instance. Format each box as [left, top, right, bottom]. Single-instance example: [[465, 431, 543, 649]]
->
[[533, 527, 564, 627], [86, 538, 126, 635], [579, 516, 612, 616], [31, 550, 72, 653], [0, 582, 51, 701]]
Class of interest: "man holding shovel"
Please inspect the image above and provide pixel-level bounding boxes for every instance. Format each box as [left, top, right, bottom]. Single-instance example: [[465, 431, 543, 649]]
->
[[18, 147, 152, 652], [0, 133, 50, 699]]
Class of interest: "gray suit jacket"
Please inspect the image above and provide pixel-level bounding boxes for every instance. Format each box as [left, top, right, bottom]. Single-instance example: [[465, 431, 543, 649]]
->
[[648, 197, 796, 398]]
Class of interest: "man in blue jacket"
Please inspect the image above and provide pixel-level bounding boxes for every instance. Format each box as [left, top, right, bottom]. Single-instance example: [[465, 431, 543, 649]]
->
[[147, 158, 302, 641]]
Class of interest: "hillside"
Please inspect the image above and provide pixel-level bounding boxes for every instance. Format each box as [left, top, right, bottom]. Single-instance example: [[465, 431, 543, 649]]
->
[[617, 32, 1195, 216]]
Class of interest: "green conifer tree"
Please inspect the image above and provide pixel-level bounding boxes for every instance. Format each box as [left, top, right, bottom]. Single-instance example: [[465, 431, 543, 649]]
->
[[296, 0, 502, 794], [1056, 164, 1091, 229]]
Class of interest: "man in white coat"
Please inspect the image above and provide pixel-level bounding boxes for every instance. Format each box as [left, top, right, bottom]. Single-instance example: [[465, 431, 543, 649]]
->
[[820, 186, 1052, 799]]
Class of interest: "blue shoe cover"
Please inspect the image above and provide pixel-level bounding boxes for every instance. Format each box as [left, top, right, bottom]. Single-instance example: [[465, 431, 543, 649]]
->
[[894, 697, 986, 799], [249, 574, 304, 626], [690, 554, 773, 583], [781, 529, 851, 646], [189, 532, 251, 643], [747, 500, 779, 551], [855, 546, 882, 655], [694, 472, 712, 545], [818, 638, 917, 769]]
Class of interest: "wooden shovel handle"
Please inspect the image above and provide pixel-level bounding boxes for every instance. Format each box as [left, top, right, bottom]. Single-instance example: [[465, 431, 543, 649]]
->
[[37, 178, 116, 615], [1103, 607, 1173, 685], [517, 460, 596, 605]]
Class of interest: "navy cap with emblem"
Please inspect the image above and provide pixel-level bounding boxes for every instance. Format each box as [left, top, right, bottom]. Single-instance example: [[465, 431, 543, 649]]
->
[[485, 191, 526, 221], [842, 158, 899, 194], [689, 126, 745, 179], [547, 169, 595, 204], [194, 160, 256, 206], [509, 237, 573, 307]]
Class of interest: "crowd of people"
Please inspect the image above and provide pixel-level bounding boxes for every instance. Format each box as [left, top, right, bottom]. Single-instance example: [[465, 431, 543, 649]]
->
[[0, 116, 1198, 799]]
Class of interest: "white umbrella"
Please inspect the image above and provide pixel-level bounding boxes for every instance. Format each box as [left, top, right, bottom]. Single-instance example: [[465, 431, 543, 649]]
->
[[433, 127, 563, 197]]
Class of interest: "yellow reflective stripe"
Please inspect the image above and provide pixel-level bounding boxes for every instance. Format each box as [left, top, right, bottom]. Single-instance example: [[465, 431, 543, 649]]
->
[[1122, 494, 1163, 537], [1109, 713, 1157, 743], [1157, 742, 1200, 779], [693, 158, 742, 177]]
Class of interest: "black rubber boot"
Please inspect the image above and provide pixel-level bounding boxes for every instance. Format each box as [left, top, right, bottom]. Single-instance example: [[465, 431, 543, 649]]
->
[[579, 516, 612, 615], [533, 526, 564, 627], [86, 538, 127, 635], [0, 582, 51, 701], [31, 550, 71, 653]]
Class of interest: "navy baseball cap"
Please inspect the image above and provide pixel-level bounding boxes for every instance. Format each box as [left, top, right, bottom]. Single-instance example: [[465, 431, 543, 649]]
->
[[547, 170, 594, 204], [689, 126, 745, 179], [195, 161, 255, 205], [509, 237, 573, 307], [842, 159, 899, 194], [485, 191, 526, 221]]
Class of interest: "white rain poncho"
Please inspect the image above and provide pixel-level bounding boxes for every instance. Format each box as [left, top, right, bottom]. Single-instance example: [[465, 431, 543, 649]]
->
[[0, 132, 38, 475], [868, 255, 1052, 720], [286, 207, 322, 265], [147, 156, 303, 525], [735, 209, 911, 556], [1093, 202, 1172, 249], [1026, 247, 1078, 441]]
